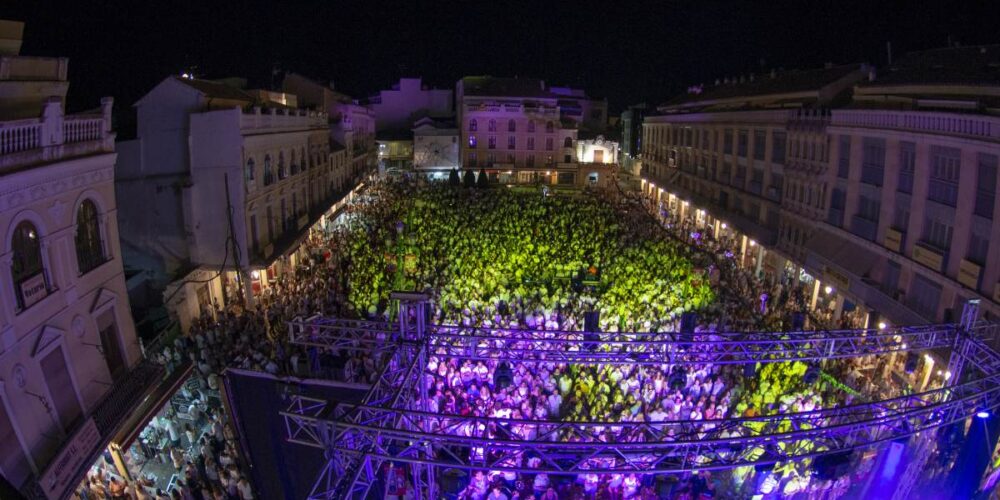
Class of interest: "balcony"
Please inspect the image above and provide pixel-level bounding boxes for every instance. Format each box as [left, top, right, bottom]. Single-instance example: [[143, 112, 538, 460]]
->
[[1, 97, 114, 172], [958, 259, 982, 290], [238, 106, 327, 132], [912, 242, 946, 272], [831, 109, 1000, 142], [884, 227, 905, 253]]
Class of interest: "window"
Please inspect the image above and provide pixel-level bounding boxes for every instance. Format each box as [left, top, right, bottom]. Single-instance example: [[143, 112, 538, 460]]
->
[[488, 136, 496, 149], [527, 137, 535, 150], [564, 154, 572, 163], [245, 157, 255, 182], [278, 151, 287, 180], [486, 153, 495, 165], [828, 188, 846, 227], [42, 345, 83, 432], [546, 137, 553, 151], [860, 137, 886, 186], [469, 119, 477, 131], [508, 119, 516, 132], [772, 131, 786, 164], [488, 119, 496, 132], [701, 130, 709, 150], [11, 221, 45, 309], [882, 260, 901, 292], [968, 226, 991, 265], [837, 135, 851, 179], [908, 274, 942, 319], [852, 194, 880, 241], [563, 137, 572, 148], [468, 152, 477, 167], [922, 215, 953, 250], [753, 130, 766, 161], [469, 135, 477, 148], [975, 153, 997, 218], [737, 130, 748, 157], [76, 200, 106, 274], [527, 154, 535, 167], [263, 155, 274, 185], [546, 121, 554, 133], [898, 141, 915, 194], [508, 136, 516, 150], [528, 121, 535, 133], [723, 129, 733, 154], [892, 200, 910, 229], [290, 150, 299, 175], [928, 146, 960, 206]]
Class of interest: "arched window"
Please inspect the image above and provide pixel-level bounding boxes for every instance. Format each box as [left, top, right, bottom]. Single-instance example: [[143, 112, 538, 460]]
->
[[75, 200, 105, 274], [263, 155, 274, 185], [545, 121, 554, 133], [469, 119, 478, 132], [508, 119, 516, 132], [564, 137, 573, 148], [11, 220, 45, 309], [528, 121, 535, 133], [245, 157, 255, 182], [488, 119, 496, 132]]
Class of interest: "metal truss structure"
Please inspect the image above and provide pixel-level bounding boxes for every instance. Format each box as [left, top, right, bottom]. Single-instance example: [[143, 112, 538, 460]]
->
[[283, 297, 1000, 499]]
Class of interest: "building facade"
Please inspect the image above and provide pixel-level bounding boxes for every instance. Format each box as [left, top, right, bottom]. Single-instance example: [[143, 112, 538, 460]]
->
[[456, 76, 580, 185], [120, 76, 348, 314], [368, 77, 453, 132], [641, 52, 1000, 325], [620, 103, 647, 175], [0, 20, 142, 497], [412, 117, 460, 176]]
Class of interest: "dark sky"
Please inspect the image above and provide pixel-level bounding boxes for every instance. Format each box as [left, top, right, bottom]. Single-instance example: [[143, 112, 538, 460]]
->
[[4, 0, 998, 121]]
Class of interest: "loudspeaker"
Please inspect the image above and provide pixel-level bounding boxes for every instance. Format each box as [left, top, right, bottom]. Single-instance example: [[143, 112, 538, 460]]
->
[[905, 352, 918, 374], [494, 362, 513, 390], [680, 312, 698, 333], [813, 450, 853, 480], [584, 311, 600, 333], [790, 312, 805, 330], [669, 366, 687, 391], [804, 364, 821, 385]]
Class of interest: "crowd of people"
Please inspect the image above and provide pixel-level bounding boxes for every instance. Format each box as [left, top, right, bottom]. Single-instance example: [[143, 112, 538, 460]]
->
[[78, 175, 930, 499]]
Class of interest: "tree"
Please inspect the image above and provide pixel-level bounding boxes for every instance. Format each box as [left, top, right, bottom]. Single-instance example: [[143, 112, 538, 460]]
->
[[448, 168, 460, 186], [463, 169, 476, 188], [477, 168, 489, 188]]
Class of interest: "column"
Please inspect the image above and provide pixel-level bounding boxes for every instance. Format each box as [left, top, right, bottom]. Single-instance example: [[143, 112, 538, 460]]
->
[[810, 279, 821, 310], [755, 247, 765, 277], [242, 268, 256, 307]]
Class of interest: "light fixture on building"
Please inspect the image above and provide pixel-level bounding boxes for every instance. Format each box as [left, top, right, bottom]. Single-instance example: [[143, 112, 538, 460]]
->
[[824, 285, 833, 295], [251, 270, 260, 280], [749, 240, 756, 247], [944, 371, 952, 380], [721, 223, 727, 229], [878, 322, 887, 330]]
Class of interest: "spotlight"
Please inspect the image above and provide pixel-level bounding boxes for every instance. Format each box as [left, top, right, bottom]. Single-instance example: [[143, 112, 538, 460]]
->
[[749, 240, 756, 247], [945, 371, 952, 380], [977, 410, 991, 419], [878, 322, 887, 330], [824, 286, 833, 295]]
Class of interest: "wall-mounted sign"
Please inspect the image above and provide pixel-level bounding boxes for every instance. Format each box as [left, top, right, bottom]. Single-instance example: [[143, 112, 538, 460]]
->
[[20, 273, 48, 309], [41, 418, 100, 500]]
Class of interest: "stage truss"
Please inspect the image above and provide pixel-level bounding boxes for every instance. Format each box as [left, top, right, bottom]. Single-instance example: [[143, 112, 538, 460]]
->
[[283, 297, 1000, 499]]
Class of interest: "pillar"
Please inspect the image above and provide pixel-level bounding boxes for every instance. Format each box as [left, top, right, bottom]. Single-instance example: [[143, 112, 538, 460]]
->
[[242, 269, 255, 307], [810, 279, 821, 310], [755, 247, 765, 277]]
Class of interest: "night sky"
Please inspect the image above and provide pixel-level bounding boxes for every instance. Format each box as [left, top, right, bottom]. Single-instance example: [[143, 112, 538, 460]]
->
[[4, 0, 998, 127]]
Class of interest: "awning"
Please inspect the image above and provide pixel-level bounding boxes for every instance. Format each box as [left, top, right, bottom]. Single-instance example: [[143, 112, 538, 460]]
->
[[111, 362, 194, 449], [805, 229, 879, 280]]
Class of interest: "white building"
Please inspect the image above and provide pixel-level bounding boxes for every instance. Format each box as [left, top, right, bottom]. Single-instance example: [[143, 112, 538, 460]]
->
[[576, 134, 619, 165], [412, 116, 459, 176], [368, 77, 453, 132], [119, 76, 347, 320], [0, 20, 142, 497]]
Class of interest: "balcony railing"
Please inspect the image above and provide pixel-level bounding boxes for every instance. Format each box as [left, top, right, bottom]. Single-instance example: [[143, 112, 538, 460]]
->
[[1, 97, 114, 172], [832, 109, 1000, 142]]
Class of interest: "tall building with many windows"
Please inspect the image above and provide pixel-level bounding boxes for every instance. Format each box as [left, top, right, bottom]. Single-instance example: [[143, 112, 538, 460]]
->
[[0, 19, 143, 497], [456, 76, 580, 185], [642, 49, 1000, 325]]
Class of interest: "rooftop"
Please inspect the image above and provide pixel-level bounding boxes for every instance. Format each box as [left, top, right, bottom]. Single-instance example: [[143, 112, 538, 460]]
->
[[862, 45, 1000, 87], [461, 76, 553, 99], [661, 64, 865, 110], [173, 76, 254, 103]]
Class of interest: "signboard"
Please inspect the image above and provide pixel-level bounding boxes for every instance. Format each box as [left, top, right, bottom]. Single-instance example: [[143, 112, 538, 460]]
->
[[913, 245, 944, 272], [883, 228, 903, 253], [958, 259, 982, 290], [20, 273, 48, 309], [823, 266, 851, 291], [41, 418, 101, 500]]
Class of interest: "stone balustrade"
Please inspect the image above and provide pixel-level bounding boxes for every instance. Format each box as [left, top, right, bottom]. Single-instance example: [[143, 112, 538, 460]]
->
[[831, 109, 1000, 142], [0, 96, 114, 172]]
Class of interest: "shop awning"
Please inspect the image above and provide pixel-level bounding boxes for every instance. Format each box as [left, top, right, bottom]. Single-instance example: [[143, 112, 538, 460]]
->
[[111, 362, 194, 449]]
